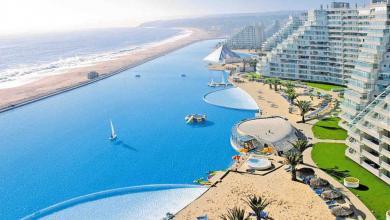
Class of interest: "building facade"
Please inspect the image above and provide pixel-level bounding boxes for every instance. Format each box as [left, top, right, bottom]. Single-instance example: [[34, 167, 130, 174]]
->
[[225, 24, 265, 49], [256, 0, 390, 183]]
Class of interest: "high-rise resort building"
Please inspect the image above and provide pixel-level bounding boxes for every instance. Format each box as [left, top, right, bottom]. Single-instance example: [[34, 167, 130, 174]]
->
[[225, 24, 265, 49], [261, 16, 305, 52], [257, 0, 390, 184]]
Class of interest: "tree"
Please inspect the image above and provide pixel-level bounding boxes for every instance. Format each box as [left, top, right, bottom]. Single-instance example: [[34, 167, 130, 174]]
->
[[284, 81, 295, 90], [272, 78, 281, 91], [220, 207, 251, 220], [249, 59, 258, 72], [264, 78, 273, 89], [244, 195, 270, 220], [285, 151, 301, 181], [291, 139, 310, 154], [242, 59, 249, 72], [285, 88, 299, 104], [295, 100, 312, 123]]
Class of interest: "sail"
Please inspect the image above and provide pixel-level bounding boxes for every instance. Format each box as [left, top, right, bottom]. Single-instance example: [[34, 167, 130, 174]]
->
[[110, 120, 116, 138]]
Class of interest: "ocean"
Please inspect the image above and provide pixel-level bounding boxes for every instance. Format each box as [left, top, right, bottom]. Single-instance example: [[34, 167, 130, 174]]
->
[[0, 27, 181, 88]]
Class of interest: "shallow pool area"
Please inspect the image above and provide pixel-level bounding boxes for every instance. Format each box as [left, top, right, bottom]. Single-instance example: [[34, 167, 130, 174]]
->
[[0, 40, 256, 219], [203, 87, 259, 111], [247, 157, 272, 170], [23, 185, 206, 220]]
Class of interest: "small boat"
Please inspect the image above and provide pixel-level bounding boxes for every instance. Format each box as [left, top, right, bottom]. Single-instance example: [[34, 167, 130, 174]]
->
[[109, 120, 117, 141], [135, 74, 141, 78], [185, 114, 206, 124], [181, 74, 186, 77], [208, 79, 217, 87]]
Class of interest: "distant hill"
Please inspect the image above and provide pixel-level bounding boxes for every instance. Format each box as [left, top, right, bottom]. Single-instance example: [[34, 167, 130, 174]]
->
[[140, 11, 302, 37]]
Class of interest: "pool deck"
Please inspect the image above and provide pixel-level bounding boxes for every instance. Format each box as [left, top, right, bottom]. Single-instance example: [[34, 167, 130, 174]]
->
[[175, 76, 372, 220], [175, 159, 335, 219]]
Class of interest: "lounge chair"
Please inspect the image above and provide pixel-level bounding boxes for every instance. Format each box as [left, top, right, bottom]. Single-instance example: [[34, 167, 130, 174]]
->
[[197, 215, 208, 220]]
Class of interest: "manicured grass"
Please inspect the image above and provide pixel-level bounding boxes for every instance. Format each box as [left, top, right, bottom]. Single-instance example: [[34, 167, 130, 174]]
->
[[305, 82, 345, 91], [312, 143, 390, 220], [312, 117, 347, 140]]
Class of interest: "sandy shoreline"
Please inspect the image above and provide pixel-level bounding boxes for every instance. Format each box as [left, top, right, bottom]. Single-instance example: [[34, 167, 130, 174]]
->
[[0, 28, 213, 112]]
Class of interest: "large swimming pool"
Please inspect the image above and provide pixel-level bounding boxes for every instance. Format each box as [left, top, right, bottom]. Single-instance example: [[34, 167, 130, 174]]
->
[[0, 40, 255, 219]]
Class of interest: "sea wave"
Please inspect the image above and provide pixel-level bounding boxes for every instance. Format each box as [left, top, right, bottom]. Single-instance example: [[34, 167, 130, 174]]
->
[[0, 29, 191, 89]]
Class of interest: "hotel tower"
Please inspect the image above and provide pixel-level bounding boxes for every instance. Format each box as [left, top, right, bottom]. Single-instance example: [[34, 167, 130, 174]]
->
[[257, 0, 390, 184]]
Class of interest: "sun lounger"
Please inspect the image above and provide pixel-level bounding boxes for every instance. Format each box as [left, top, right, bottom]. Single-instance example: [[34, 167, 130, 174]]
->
[[326, 200, 336, 205], [197, 215, 208, 220]]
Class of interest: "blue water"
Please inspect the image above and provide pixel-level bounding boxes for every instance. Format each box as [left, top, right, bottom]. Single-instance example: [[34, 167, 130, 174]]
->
[[0, 39, 254, 219]]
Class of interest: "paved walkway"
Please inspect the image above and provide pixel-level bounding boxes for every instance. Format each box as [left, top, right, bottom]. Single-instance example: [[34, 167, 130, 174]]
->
[[302, 148, 376, 220]]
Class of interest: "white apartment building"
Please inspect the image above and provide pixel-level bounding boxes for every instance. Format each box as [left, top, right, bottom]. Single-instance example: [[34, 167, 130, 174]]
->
[[256, 0, 390, 183], [225, 24, 265, 49], [262, 16, 304, 52]]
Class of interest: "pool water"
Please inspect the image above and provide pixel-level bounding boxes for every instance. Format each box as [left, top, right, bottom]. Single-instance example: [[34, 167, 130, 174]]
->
[[204, 87, 259, 111], [0, 40, 255, 219]]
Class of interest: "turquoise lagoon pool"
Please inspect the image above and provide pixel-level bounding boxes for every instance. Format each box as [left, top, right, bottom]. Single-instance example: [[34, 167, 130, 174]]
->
[[0, 40, 256, 219]]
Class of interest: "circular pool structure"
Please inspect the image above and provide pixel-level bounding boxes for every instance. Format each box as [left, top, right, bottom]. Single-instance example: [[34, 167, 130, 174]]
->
[[246, 157, 272, 170], [203, 87, 259, 111]]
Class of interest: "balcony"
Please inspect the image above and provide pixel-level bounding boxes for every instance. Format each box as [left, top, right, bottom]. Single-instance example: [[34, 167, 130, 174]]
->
[[340, 103, 358, 115], [356, 123, 380, 139], [339, 113, 352, 124], [345, 148, 361, 163], [382, 135, 390, 145], [380, 160, 390, 172], [361, 138, 380, 152], [361, 149, 380, 164], [374, 105, 389, 116], [379, 173, 390, 184], [346, 139, 361, 151], [381, 147, 390, 158], [371, 116, 389, 130], [348, 130, 361, 141], [361, 161, 380, 176]]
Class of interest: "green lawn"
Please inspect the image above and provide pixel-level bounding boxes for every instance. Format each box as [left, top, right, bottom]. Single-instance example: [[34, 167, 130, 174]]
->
[[312, 117, 347, 140], [312, 143, 390, 220], [305, 82, 345, 91]]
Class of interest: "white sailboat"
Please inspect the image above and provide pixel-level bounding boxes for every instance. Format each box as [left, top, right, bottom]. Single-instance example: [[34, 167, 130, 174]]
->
[[109, 120, 117, 141], [208, 78, 216, 87]]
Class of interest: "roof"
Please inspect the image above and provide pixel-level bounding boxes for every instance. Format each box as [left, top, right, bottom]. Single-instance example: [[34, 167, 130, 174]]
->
[[203, 44, 241, 64], [236, 117, 303, 151]]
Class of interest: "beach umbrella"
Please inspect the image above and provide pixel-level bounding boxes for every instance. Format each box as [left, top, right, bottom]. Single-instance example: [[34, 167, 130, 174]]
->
[[296, 167, 315, 178], [309, 177, 329, 188], [232, 155, 241, 161], [331, 206, 353, 217], [321, 190, 342, 200]]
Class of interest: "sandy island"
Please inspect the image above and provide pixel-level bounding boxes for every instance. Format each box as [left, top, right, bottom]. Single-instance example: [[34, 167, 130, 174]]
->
[[0, 28, 213, 111]]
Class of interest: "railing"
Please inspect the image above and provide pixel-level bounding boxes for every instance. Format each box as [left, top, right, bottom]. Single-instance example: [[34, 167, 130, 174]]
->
[[348, 85, 390, 128]]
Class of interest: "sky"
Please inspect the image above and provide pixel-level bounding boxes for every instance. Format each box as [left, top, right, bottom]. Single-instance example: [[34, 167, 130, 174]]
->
[[1, 0, 367, 35]]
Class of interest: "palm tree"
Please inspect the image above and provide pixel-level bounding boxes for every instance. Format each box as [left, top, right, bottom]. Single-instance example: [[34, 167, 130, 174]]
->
[[264, 78, 273, 89], [242, 59, 249, 72], [291, 139, 310, 154], [284, 81, 295, 89], [295, 100, 312, 123], [220, 207, 250, 220], [285, 151, 301, 181], [272, 78, 281, 91], [285, 88, 299, 104], [244, 195, 270, 220], [249, 59, 258, 72]]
